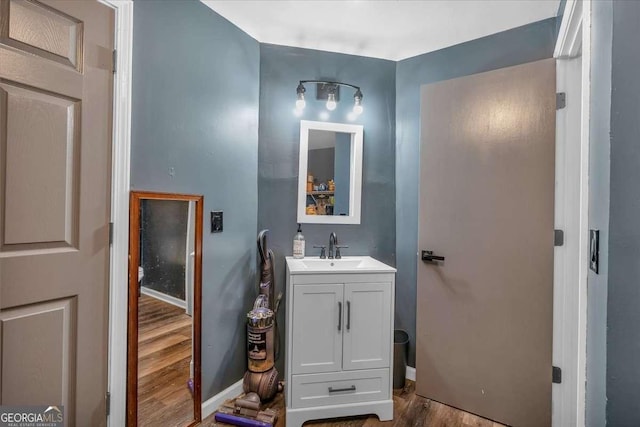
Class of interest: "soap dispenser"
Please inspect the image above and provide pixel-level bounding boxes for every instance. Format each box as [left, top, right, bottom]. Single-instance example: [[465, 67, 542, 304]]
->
[[293, 224, 305, 259]]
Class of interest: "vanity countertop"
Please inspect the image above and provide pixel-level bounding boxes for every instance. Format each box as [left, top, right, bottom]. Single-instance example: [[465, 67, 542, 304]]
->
[[286, 256, 396, 275]]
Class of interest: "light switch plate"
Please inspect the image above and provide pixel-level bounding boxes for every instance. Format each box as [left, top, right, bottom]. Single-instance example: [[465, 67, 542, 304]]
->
[[211, 211, 223, 233], [589, 229, 599, 274]]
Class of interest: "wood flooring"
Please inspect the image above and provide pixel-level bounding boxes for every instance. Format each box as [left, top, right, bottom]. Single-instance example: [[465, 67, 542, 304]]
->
[[138, 294, 195, 427], [201, 380, 506, 427]]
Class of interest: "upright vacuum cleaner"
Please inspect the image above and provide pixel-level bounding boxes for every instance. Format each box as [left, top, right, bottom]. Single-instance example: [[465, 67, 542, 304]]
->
[[215, 230, 283, 427]]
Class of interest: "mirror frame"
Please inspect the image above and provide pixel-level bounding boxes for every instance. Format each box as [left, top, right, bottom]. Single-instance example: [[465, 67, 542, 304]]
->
[[127, 191, 203, 426], [297, 120, 364, 224]]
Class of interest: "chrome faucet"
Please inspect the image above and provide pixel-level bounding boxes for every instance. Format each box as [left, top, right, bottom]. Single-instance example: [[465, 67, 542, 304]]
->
[[328, 232, 337, 259]]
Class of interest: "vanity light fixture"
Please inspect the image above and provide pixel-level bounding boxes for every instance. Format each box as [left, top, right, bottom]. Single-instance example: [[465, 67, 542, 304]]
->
[[294, 80, 364, 115]]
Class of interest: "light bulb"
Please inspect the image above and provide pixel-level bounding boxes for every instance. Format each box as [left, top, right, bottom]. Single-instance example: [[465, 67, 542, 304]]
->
[[326, 93, 337, 111], [353, 89, 363, 115], [296, 83, 306, 110]]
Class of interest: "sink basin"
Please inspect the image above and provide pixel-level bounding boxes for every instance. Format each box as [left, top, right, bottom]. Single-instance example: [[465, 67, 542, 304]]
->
[[300, 258, 368, 270], [286, 256, 396, 274]]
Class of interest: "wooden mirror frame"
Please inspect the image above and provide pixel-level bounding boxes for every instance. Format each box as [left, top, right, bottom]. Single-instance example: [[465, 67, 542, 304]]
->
[[127, 191, 203, 426]]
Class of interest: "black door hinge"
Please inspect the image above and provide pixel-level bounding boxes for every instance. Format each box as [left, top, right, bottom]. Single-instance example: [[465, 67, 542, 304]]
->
[[554, 229, 564, 247], [112, 49, 117, 73], [106, 392, 111, 416], [109, 222, 114, 245], [556, 92, 566, 110], [552, 366, 562, 384]]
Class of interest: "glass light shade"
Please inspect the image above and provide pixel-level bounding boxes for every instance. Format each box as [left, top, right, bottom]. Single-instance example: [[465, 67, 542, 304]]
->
[[326, 93, 337, 111]]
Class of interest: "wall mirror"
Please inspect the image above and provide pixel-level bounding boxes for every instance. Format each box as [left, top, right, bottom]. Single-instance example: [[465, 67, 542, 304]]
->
[[297, 120, 363, 224], [127, 191, 203, 427]]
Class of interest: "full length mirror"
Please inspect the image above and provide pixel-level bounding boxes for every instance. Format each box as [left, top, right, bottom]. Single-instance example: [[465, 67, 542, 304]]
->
[[297, 120, 363, 224], [128, 191, 203, 427]]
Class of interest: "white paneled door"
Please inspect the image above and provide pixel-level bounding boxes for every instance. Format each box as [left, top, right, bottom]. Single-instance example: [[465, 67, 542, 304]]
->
[[0, 1, 114, 425]]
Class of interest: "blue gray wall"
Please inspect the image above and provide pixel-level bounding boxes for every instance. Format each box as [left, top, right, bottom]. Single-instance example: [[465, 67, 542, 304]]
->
[[607, 1, 640, 425], [586, 2, 612, 426], [131, 0, 260, 400], [395, 17, 558, 366], [257, 44, 396, 372]]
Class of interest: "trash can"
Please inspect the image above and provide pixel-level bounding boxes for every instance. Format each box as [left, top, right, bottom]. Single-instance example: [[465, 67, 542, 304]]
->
[[393, 329, 409, 389]]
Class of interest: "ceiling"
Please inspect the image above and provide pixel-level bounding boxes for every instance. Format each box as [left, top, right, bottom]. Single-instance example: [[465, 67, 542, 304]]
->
[[201, 0, 560, 61]]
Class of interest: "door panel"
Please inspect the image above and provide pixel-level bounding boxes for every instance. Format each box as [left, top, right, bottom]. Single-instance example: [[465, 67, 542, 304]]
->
[[292, 284, 343, 374], [0, 1, 114, 425], [0, 80, 80, 249], [0, 298, 75, 407], [343, 283, 391, 371], [5, 0, 83, 70], [416, 59, 555, 427]]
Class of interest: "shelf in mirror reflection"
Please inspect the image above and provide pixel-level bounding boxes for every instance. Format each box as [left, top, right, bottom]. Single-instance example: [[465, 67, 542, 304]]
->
[[307, 191, 334, 196]]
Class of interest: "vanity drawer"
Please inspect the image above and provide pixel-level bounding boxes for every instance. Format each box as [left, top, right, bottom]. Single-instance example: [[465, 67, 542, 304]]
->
[[291, 368, 389, 409]]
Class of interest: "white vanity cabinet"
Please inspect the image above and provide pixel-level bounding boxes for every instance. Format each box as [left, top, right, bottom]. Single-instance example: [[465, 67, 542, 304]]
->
[[285, 257, 396, 427]]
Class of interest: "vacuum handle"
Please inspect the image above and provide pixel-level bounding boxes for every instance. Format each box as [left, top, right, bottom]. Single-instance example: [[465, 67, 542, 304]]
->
[[328, 385, 356, 393], [337, 301, 342, 331], [346, 300, 351, 331]]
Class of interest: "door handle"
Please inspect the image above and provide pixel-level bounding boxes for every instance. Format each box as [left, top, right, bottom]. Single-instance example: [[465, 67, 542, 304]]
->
[[422, 250, 445, 262], [338, 301, 342, 331], [346, 300, 351, 331]]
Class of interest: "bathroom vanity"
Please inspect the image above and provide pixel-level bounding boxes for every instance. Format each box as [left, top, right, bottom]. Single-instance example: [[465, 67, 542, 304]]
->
[[285, 256, 396, 426]]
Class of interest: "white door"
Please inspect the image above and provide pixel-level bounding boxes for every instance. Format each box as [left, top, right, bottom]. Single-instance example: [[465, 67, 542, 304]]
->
[[292, 284, 343, 374], [343, 282, 391, 371]]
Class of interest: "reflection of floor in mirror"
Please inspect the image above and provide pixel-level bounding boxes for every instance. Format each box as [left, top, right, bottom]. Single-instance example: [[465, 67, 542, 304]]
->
[[138, 294, 193, 427], [201, 381, 505, 427]]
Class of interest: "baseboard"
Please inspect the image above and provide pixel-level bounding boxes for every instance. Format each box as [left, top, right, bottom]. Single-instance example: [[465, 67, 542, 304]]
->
[[141, 286, 186, 310], [406, 366, 416, 382], [201, 379, 244, 420]]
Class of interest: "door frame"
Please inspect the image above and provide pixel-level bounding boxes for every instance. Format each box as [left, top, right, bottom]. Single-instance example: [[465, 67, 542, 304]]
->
[[99, 1, 133, 426], [552, 1, 591, 426], [102, 0, 593, 425]]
